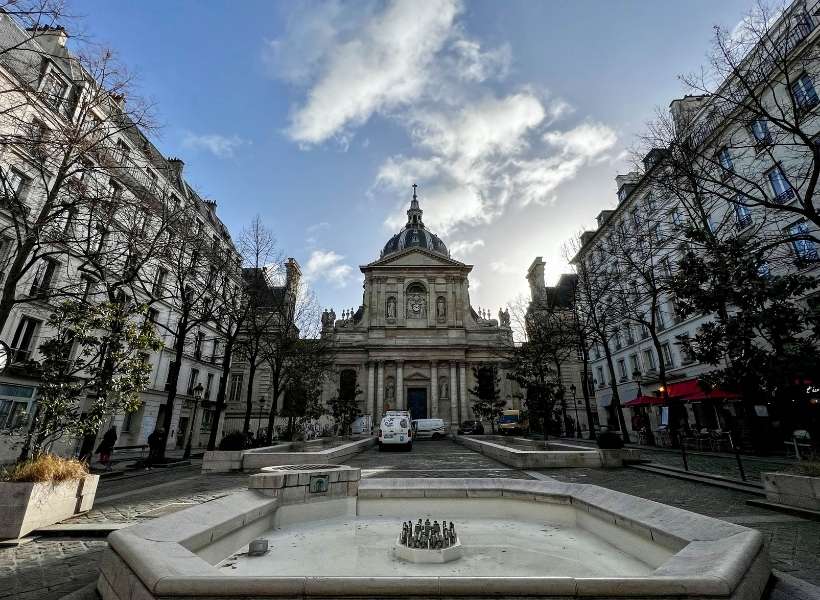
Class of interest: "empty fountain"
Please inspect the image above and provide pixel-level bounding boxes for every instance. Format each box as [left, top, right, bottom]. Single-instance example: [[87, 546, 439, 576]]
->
[[97, 464, 770, 599]]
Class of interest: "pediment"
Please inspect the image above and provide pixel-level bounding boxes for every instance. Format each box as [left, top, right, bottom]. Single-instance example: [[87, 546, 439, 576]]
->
[[364, 247, 468, 269]]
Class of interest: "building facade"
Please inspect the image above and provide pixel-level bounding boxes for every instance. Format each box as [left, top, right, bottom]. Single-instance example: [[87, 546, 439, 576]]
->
[[0, 19, 242, 463], [320, 190, 515, 430]]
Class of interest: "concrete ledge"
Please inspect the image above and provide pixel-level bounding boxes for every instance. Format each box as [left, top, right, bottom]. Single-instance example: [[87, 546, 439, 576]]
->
[[455, 434, 618, 468], [762, 472, 820, 511], [203, 437, 375, 473]]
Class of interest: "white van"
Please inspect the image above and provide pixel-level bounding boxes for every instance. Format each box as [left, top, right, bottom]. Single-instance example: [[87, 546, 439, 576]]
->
[[378, 410, 413, 451], [412, 418, 448, 440]]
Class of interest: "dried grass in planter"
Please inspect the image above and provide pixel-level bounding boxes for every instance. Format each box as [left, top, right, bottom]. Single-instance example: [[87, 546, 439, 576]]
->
[[2, 453, 89, 483]]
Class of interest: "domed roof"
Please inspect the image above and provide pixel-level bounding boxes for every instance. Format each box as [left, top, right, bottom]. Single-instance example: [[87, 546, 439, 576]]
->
[[380, 186, 449, 259]]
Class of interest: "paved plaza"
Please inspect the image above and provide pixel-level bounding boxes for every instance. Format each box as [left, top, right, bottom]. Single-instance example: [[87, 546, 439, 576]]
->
[[1, 439, 819, 599]]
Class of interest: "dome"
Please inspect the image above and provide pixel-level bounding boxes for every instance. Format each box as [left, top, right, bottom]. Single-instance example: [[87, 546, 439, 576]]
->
[[380, 186, 449, 259]]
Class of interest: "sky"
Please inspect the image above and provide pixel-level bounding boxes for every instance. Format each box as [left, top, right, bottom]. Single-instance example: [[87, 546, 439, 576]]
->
[[74, 0, 755, 314]]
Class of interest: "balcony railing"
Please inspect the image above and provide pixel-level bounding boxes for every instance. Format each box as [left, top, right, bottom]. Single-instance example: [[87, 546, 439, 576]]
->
[[735, 214, 753, 230]]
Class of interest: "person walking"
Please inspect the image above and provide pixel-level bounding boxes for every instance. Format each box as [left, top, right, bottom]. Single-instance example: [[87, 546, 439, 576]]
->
[[95, 426, 118, 471], [145, 428, 164, 470]]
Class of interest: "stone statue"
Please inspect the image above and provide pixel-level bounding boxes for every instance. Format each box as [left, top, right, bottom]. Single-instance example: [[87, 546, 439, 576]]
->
[[386, 379, 395, 403], [436, 296, 446, 321], [386, 296, 396, 320], [439, 377, 448, 399], [328, 308, 336, 324], [499, 308, 510, 328]]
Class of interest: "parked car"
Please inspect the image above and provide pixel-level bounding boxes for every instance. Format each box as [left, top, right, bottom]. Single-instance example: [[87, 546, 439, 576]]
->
[[497, 410, 529, 435], [378, 410, 413, 451], [412, 418, 448, 440], [457, 420, 485, 435]]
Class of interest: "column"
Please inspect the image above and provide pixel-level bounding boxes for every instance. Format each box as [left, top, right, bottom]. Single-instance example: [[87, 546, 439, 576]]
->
[[376, 361, 384, 424], [396, 361, 404, 410], [367, 362, 376, 419], [449, 362, 458, 426], [459, 362, 468, 422], [430, 362, 438, 419]]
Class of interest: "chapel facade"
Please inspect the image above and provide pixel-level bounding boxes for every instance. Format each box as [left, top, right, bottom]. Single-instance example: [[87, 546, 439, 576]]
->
[[320, 188, 516, 428]]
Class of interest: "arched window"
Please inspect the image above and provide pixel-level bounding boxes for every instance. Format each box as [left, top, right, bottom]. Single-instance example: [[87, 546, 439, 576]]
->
[[406, 282, 426, 294]]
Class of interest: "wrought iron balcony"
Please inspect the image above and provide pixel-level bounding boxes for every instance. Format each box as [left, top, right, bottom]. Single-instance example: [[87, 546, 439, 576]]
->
[[735, 214, 753, 230], [773, 188, 795, 204]]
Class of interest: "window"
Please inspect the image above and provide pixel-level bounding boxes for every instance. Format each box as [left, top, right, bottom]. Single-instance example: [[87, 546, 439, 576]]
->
[[29, 258, 58, 296], [10, 316, 40, 362], [628, 354, 640, 377], [655, 306, 666, 331], [677, 334, 695, 364], [147, 169, 159, 196], [643, 348, 657, 371], [114, 140, 130, 165], [4, 167, 32, 201], [661, 342, 674, 367], [0, 384, 36, 431], [717, 147, 734, 172], [41, 71, 68, 111], [229, 373, 244, 402], [152, 268, 167, 297], [193, 331, 205, 360], [791, 73, 819, 111], [757, 260, 771, 278], [768, 166, 793, 203], [625, 324, 635, 345], [671, 208, 683, 227], [121, 410, 135, 433], [788, 221, 819, 263], [617, 359, 628, 381], [211, 338, 221, 363], [205, 373, 214, 401], [614, 328, 623, 350], [660, 256, 673, 278], [187, 368, 200, 395], [108, 179, 123, 202], [595, 366, 606, 388], [733, 196, 753, 229], [750, 119, 772, 146], [0, 236, 15, 277]]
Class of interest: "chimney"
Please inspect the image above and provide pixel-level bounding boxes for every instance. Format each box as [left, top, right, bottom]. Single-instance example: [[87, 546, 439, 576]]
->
[[615, 172, 641, 203], [596, 210, 614, 228], [526, 257, 546, 301], [642, 148, 667, 171], [285, 258, 301, 294], [26, 25, 68, 55], [669, 95, 710, 134], [167, 157, 185, 181]]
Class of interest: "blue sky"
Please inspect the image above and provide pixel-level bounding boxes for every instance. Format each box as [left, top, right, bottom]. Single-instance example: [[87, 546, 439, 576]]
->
[[77, 0, 753, 313]]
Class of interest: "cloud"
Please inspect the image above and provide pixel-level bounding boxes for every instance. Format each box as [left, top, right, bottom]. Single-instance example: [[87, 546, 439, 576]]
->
[[274, 1, 617, 236], [304, 249, 354, 287], [490, 260, 519, 274], [449, 238, 485, 257], [305, 222, 331, 247], [181, 132, 248, 158]]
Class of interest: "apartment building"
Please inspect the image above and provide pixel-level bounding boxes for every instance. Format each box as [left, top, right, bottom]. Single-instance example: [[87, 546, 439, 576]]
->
[[0, 18, 242, 462]]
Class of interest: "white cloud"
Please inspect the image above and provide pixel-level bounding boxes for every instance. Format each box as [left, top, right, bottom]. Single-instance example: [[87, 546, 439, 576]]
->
[[449, 238, 484, 257], [543, 121, 617, 159], [490, 260, 519, 274], [181, 132, 248, 158], [304, 249, 354, 287]]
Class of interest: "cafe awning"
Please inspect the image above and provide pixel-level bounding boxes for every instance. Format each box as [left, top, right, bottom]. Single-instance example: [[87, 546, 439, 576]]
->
[[623, 395, 665, 407], [665, 378, 740, 402]]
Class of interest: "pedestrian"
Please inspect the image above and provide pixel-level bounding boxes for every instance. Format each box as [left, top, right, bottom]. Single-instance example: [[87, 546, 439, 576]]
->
[[95, 426, 118, 471], [145, 428, 164, 470]]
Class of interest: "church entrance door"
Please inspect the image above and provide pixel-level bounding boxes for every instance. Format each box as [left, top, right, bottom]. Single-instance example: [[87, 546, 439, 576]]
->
[[407, 388, 427, 421]]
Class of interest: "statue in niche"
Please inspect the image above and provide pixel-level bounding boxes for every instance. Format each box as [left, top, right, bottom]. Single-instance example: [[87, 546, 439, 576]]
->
[[436, 296, 446, 322], [385, 377, 395, 404], [439, 377, 448, 399], [406, 294, 426, 319], [386, 296, 396, 320]]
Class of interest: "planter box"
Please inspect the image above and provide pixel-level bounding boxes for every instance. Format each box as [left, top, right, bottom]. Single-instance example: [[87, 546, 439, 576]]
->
[[0, 474, 99, 539], [762, 472, 820, 511]]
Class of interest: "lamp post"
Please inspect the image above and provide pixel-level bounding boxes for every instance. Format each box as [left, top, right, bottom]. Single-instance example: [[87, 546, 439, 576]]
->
[[257, 395, 266, 442], [659, 384, 688, 471], [183, 382, 204, 459], [570, 384, 579, 438]]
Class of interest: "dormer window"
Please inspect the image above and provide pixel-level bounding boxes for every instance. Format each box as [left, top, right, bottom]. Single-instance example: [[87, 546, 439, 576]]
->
[[41, 71, 68, 112]]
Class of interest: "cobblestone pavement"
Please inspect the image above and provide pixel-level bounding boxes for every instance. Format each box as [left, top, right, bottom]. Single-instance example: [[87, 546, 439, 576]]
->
[[1, 439, 818, 599]]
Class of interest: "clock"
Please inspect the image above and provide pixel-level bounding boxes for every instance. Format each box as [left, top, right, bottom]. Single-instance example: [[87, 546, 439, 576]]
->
[[410, 300, 422, 313]]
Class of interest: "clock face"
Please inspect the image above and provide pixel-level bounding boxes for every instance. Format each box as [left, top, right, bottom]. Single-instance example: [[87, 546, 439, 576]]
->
[[411, 300, 421, 313]]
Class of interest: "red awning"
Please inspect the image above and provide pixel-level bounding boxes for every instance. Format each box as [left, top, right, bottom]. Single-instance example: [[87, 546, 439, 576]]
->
[[623, 395, 665, 407], [664, 378, 740, 402]]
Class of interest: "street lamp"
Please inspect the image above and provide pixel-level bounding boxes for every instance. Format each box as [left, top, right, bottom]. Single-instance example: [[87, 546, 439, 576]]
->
[[183, 382, 204, 459], [569, 384, 579, 438]]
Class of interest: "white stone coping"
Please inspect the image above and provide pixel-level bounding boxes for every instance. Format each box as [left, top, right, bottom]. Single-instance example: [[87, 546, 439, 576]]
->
[[98, 477, 768, 599]]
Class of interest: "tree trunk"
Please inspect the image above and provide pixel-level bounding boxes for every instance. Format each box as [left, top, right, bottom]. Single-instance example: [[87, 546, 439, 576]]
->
[[265, 361, 283, 444], [158, 315, 188, 460], [602, 344, 630, 443], [207, 338, 234, 450], [580, 347, 596, 439], [242, 360, 257, 435]]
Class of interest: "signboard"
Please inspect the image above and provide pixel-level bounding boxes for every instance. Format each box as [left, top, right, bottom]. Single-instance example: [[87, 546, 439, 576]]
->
[[309, 474, 329, 494]]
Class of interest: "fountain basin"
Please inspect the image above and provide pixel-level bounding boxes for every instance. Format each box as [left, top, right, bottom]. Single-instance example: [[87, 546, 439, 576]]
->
[[97, 466, 769, 599]]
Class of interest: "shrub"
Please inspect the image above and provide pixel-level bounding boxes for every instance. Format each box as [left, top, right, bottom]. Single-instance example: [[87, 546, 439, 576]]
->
[[218, 431, 247, 451], [2, 454, 88, 483], [596, 430, 624, 450]]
